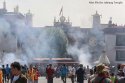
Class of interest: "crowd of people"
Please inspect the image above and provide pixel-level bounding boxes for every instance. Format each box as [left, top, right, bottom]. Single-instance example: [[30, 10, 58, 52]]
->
[[0, 62, 125, 83]]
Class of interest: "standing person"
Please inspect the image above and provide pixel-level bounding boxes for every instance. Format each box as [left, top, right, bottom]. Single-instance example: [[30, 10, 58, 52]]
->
[[46, 64, 54, 83], [86, 65, 90, 80], [76, 64, 85, 83], [60, 64, 68, 83], [5, 64, 10, 82], [2, 65, 6, 83], [69, 66, 76, 83], [88, 69, 95, 83], [56, 66, 60, 78], [46, 65, 49, 79], [34, 67, 39, 83], [0, 66, 3, 83], [27, 64, 35, 83], [11, 62, 27, 83]]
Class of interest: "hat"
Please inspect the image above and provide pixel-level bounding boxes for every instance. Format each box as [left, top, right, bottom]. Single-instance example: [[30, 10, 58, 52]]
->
[[96, 64, 108, 74]]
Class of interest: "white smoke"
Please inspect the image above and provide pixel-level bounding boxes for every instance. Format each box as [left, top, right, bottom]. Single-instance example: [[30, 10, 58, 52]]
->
[[67, 43, 91, 66], [0, 16, 68, 65], [2, 53, 27, 65], [0, 12, 105, 66], [66, 27, 105, 66]]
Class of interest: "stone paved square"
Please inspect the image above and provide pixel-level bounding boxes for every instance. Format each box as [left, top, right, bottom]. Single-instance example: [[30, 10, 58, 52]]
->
[[38, 77, 87, 83]]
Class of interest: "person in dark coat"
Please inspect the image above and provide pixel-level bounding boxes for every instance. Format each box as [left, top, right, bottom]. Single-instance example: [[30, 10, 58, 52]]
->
[[11, 62, 27, 83], [76, 64, 85, 83]]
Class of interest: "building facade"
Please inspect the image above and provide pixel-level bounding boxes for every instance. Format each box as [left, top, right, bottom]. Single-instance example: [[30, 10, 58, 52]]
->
[[92, 11, 125, 65]]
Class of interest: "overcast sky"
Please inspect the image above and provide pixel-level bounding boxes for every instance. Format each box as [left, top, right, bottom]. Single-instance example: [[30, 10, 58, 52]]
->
[[0, 0, 125, 28]]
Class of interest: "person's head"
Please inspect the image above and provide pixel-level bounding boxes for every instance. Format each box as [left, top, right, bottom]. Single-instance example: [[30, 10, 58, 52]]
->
[[6, 64, 8, 67], [79, 64, 83, 68], [49, 64, 52, 68], [63, 64, 66, 67], [11, 62, 21, 76], [102, 69, 110, 77], [90, 69, 94, 75], [111, 73, 114, 76], [46, 65, 49, 67], [96, 64, 105, 74], [29, 64, 33, 69], [2, 65, 4, 68]]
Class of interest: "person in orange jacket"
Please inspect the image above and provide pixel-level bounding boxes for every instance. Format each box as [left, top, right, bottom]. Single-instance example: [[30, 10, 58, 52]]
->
[[27, 65, 35, 83], [0, 67, 3, 83], [34, 68, 39, 83]]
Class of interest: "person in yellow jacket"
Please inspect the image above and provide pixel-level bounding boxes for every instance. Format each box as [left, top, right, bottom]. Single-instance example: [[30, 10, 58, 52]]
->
[[0, 67, 3, 83], [110, 73, 117, 83], [27, 65, 35, 83]]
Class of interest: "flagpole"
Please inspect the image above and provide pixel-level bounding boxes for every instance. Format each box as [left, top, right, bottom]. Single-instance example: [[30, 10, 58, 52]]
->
[[59, 6, 63, 16], [62, 6, 63, 16]]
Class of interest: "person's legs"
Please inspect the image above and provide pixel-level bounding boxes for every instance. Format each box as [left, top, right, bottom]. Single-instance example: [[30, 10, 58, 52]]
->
[[6, 74, 9, 82], [36, 80, 38, 83], [5, 75, 7, 82], [28, 79, 33, 83], [71, 76, 74, 83], [2, 75, 5, 83], [34, 80, 38, 83], [79, 80, 83, 83], [64, 76, 66, 83], [61, 76, 63, 80], [48, 78, 50, 83], [51, 78, 53, 83], [48, 78, 53, 83], [72, 75, 74, 83], [71, 77, 72, 83], [62, 76, 65, 83], [47, 79, 49, 83]]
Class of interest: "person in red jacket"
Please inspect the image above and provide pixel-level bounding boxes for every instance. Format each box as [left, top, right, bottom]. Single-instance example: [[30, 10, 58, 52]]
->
[[46, 64, 54, 83]]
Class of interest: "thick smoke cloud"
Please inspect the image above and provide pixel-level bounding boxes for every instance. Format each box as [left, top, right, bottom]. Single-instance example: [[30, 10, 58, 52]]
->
[[0, 17, 68, 65], [0, 14, 105, 66], [66, 27, 105, 66]]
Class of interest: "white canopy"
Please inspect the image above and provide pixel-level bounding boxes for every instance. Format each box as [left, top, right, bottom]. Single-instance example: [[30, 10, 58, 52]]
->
[[98, 52, 110, 65], [94, 51, 110, 65]]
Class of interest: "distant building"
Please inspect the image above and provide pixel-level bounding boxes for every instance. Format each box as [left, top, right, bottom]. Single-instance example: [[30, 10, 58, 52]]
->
[[52, 10, 125, 65], [0, 1, 33, 27], [92, 11, 125, 65], [0, 1, 33, 58]]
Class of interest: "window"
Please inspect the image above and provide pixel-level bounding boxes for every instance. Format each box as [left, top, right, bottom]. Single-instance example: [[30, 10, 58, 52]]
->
[[116, 35, 125, 46], [116, 50, 125, 61]]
